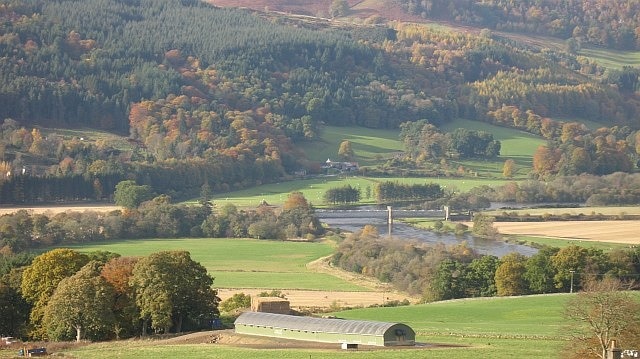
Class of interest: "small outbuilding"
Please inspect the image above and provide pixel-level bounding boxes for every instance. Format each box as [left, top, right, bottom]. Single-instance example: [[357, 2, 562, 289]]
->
[[234, 312, 415, 347]]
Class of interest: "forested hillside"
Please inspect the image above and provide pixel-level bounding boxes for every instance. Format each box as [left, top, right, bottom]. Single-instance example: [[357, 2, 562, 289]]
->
[[0, 0, 640, 203], [399, 0, 640, 50]]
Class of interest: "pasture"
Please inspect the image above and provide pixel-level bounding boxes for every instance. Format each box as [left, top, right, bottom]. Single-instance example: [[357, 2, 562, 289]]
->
[[30, 294, 580, 358], [302, 126, 403, 166], [210, 176, 505, 207], [579, 47, 640, 70], [62, 238, 365, 291], [220, 118, 546, 208], [303, 121, 544, 180], [440, 118, 544, 179]]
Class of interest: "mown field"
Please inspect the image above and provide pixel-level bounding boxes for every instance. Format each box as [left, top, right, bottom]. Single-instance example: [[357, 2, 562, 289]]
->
[[579, 46, 640, 70], [302, 126, 404, 166], [60, 238, 364, 291]]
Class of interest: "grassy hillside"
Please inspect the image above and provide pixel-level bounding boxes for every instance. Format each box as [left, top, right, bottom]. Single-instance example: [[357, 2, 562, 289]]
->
[[579, 47, 640, 70], [440, 118, 544, 179], [216, 120, 543, 207], [337, 294, 569, 337], [59, 238, 366, 291], [301, 126, 404, 166], [29, 294, 588, 358], [209, 176, 506, 207]]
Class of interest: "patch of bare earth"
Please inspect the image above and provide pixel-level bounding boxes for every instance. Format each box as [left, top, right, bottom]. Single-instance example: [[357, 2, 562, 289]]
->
[[154, 329, 446, 349], [479, 220, 640, 244]]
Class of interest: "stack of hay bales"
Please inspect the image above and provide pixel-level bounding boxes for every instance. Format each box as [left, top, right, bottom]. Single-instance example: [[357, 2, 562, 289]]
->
[[251, 296, 290, 314]]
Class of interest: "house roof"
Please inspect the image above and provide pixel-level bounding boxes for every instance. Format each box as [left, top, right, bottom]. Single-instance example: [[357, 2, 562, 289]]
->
[[235, 312, 407, 336]]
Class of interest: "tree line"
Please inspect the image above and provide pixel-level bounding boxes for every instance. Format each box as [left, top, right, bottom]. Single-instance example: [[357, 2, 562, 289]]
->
[[374, 181, 444, 204], [1, 248, 218, 341], [0, 0, 640, 206], [0, 191, 324, 254], [332, 227, 640, 301], [400, 120, 501, 163], [399, 0, 640, 50]]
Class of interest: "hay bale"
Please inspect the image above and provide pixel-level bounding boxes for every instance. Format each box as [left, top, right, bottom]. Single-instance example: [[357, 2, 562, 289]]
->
[[251, 297, 290, 314]]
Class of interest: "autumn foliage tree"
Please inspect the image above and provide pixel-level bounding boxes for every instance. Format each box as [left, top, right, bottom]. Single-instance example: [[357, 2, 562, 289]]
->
[[43, 261, 115, 342], [21, 249, 89, 339], [101, 256, 140, 339], [564, 278, 640, 359], [131, 251, 219, 335], [495, 253, 528, 296]]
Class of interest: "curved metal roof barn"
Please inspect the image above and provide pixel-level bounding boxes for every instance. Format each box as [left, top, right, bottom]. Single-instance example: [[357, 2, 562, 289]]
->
[[234, 312, 415, 347]]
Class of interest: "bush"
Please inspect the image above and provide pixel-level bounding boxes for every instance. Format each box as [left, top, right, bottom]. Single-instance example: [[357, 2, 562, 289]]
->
[[219, 293, 251, 312]]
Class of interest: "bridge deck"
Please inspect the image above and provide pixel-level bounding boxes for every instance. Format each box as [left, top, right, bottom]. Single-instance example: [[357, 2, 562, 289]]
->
[[316, 209, 445, 219]]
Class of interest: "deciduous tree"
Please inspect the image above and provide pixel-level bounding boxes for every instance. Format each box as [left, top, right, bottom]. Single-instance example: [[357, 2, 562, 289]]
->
[[329, 0, 349, 17], [337, 140, 355, 161], [21, 249, 89, 339], [495, 253, 528, 296], [131, 251, 219, 335], [564, 278, 640, 359], [114, 180, 153, 209], [0, 269, 30, 337], [502, 159, 515, 178], [43, 261, 115, 342], [101, 256, 139, 339]]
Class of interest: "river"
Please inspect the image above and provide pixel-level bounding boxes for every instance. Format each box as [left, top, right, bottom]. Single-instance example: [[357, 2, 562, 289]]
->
[[321, 217, 538, 257]]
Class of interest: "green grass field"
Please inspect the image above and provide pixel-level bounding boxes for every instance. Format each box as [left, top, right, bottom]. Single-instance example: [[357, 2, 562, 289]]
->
[[32, 294, 581, 359], [211, 120, 545, 207], [60, 238, 366, 291], [302, 126, 404, 166], [579, 47, 640, 70], [440, 118, 544, 179], [303, 122, 544, 177], [210, 176, 510, 207]]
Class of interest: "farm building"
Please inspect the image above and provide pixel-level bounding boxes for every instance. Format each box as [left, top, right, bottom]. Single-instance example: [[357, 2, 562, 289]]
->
[[234, 312, 415, 347]]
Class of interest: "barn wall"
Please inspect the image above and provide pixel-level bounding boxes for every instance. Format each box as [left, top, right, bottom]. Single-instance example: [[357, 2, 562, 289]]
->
[[234, 323, 385, 346], [383, 323, 416, 346]]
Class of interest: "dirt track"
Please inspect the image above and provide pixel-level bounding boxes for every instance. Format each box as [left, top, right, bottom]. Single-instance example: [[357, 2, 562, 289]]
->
[[156, 329, 444, 349]]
